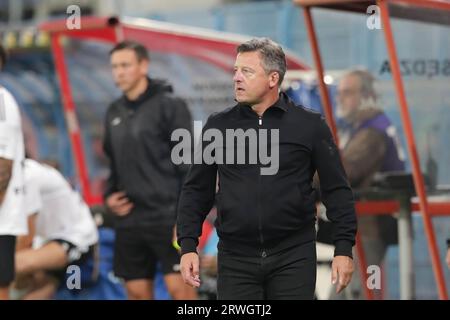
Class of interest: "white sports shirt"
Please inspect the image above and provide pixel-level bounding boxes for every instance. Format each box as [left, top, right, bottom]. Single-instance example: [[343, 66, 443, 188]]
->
[[0, 87, 27, 235], [24, 159, 98, 250]]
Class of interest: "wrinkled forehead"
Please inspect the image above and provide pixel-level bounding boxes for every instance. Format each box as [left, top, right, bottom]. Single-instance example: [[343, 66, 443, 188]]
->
[[234, 51, 264, 69]]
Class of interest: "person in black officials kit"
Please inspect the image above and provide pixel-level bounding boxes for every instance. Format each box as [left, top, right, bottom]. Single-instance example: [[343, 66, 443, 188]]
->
[[104, 41, 196, 300], [177, 38, 357, 300]]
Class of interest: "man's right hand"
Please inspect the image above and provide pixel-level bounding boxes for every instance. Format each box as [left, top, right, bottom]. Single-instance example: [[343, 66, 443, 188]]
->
[[180, 252, 201, 288], [106, 191, 134, 216]]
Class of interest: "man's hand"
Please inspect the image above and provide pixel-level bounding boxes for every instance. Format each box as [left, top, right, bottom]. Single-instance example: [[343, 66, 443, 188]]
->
[[106, 191, 134, 216], [331, 255, 354, 294], [180, 252, 201, 288]]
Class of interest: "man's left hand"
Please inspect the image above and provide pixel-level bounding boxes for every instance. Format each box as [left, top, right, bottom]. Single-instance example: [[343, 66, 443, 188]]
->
[[331, 255, 354, 294]]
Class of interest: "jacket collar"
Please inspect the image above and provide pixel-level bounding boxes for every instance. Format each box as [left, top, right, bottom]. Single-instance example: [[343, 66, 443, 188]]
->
[[122, 77, 173, 110], [238, 91, 290, 113]]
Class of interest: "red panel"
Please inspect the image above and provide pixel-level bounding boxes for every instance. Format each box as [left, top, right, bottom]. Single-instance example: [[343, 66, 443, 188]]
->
[[122, 26, 308, 71], [303, 7, 339, 142], [51, 35, 93, 204], [392, 0, 450, 11], [40, 16, 118, 33], [356, 200, 450, 216], [58, 29, 118, 43], [356, 201, 400, 214]]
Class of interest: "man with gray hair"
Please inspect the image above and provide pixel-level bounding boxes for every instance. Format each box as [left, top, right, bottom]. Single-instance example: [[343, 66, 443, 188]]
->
[[332, 68, 405, 299], [177, 38, 357, 299]]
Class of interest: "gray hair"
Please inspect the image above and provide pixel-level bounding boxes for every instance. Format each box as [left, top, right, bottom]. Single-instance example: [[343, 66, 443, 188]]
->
[[344, 69, 378, 102], [237, 38, 286, 85]]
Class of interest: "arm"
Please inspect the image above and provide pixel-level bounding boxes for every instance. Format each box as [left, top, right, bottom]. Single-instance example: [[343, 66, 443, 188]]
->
[[312, 116, 357, 258], [102, 108, 133, 215], [18, 161, 42, 251], [164, 98, 193, 247], [0, 89, 22, 204], [176, 115, 217, 255], [16, 214, 36, 251], [312, 116, 357, 293], [102, 109, 118, 201], [341, 128, 387, 187], [0, 157, 12, 204], [176, 116, 217, 287], [164, 97, 193, 183]]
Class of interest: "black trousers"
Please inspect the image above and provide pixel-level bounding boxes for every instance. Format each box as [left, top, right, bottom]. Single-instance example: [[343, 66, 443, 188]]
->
[[217, 241, 316, 300]]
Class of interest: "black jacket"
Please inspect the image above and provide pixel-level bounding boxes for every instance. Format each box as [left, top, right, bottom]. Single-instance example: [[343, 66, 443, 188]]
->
[[103, 79, 192, 228], [177, 92, 356, 258]]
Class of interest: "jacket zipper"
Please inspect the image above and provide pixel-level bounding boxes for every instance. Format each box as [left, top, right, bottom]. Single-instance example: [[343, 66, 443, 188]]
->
[[258, 167, 266, 257], [257, 114, 266, 257]]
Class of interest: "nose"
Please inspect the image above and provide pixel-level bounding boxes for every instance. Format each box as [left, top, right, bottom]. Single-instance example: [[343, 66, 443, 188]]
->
[[233, 70, 243, 83]]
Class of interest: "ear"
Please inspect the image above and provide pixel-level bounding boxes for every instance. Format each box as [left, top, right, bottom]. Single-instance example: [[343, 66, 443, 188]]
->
[[139, 59, 149, 75], [268, 71, 280, 89]]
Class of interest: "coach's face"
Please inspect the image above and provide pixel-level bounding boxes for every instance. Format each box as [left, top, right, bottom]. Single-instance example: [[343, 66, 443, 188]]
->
[[110, 48, 148, 94], [233, 51, 279, 105]]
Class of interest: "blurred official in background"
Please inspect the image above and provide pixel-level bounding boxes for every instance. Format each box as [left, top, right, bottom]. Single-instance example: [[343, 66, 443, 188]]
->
[[104, 41, 196, 300]]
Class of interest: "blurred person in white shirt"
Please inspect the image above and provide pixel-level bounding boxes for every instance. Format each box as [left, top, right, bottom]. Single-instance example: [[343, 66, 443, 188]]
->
[[0, 45, 27, 300], [14, 159, 98, 299]]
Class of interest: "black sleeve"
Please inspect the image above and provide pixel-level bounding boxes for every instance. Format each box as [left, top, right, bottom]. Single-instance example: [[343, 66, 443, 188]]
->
[[312, 115, 357, 258], [164, 97, 193, 183], [102, 107, 118, 201], [176, 115, 218, 255]]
